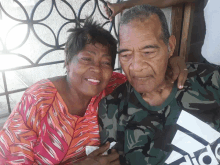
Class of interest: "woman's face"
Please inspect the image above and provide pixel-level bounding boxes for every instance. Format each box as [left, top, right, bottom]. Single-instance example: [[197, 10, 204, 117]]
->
[[66, 43, 113, 97]]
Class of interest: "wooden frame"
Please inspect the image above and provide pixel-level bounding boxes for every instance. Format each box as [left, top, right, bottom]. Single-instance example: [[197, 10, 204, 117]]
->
[[171, 2, 195, 62]]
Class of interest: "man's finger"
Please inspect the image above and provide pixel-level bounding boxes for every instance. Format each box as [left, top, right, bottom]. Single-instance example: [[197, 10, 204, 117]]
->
[[110, 159, 120, 165], [89, 142, 110, 157], [105, 149, 119, 162]]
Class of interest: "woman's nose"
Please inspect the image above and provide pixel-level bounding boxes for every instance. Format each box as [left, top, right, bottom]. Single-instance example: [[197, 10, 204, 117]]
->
[[90, 62, 101, 73]]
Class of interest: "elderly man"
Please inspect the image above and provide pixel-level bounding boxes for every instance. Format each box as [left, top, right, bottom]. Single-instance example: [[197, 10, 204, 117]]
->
[[99, 5, 220, 165]]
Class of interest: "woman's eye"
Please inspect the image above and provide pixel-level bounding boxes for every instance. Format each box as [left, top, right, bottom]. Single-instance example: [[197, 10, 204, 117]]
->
[[82, 57, 91, 61], [102, 61, 111, 66]]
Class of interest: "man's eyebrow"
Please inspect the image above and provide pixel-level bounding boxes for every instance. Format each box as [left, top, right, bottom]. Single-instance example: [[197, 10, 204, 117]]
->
[[117, 49, 130, 54], [118, 45, 160, 54], [142, 45, 160, 49]]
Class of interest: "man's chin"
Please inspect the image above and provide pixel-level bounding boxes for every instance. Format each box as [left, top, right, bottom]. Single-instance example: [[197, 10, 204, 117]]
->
[[132, 84, 154, 94]]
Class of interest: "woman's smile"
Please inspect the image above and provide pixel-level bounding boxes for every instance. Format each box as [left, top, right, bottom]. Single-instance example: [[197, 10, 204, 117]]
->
[[86, 78, 101, 85]]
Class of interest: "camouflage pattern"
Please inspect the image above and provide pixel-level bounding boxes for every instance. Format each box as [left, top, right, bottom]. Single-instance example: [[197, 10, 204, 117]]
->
[[98, 63, 220, 165]]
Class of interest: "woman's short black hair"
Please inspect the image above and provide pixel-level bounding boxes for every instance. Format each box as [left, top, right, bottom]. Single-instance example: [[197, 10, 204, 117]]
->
[[64, 18, 117, 68]]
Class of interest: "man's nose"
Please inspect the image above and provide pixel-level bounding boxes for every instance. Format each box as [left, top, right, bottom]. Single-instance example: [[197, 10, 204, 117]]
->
[[130, 54, 143, 72]]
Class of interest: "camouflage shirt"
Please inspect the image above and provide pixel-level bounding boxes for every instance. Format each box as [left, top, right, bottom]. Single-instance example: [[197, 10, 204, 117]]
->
[[99, 63, 220, 165]]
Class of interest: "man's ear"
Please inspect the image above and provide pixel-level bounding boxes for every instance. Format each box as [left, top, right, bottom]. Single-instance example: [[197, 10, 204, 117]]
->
[[168, 35, 176, 58]]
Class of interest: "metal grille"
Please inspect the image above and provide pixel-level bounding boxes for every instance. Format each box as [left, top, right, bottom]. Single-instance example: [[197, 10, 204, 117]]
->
[[0, 0, 121, 119]]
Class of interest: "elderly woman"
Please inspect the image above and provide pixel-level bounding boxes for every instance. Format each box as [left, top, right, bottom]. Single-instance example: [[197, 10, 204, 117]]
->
[[0, 18, 186, 164]]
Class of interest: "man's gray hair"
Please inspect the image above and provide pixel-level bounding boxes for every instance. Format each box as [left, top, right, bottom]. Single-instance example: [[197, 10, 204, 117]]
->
[[119, 5, 170, 45]]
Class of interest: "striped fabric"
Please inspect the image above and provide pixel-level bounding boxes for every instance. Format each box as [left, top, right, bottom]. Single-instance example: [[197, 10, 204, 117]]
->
[[0, 72, 127, 164]]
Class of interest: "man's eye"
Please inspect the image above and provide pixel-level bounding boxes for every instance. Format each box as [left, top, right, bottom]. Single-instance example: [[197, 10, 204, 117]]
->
[[143, 52, 156, 58], [120, 54, 130, 58], [120, 54, 132, 61], [122, 55, 128, 58], [144, 52, 151, 55]]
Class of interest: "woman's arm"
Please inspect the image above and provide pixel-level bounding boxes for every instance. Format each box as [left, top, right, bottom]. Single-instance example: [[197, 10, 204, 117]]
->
[[0, 93, 38, 164], [105, 0, 195, 21]]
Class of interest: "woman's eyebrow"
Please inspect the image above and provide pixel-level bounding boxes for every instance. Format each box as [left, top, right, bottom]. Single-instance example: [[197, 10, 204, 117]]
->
[[102, 54, 111, 57], [88, 51, 111, 58], [88, 51, 96, 54]]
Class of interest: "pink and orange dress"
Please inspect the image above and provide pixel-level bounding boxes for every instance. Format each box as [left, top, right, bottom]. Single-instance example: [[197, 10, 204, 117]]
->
[[0, 72, 127, 164]]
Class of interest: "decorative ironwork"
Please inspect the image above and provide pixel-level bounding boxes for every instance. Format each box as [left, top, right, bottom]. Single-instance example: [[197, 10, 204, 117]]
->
[[0, 0, 121, 117]]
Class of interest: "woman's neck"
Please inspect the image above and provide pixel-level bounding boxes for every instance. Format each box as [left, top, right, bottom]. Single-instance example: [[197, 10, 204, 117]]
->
[[142, 80, 174, 107], [51, 76, 92, 117], [65, 76, 92, 116]]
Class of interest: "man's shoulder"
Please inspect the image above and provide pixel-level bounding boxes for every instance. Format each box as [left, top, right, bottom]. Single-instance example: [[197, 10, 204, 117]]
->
[[187, 62, 218, 74], [104, 81, 130, 101], [187, 62, 220, 83]]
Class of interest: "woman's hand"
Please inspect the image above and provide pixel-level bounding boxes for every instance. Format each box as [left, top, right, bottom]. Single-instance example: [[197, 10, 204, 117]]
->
[[104, 2, 124, 21], [167, 56, 188, 89], [79, 142, 120, 165]]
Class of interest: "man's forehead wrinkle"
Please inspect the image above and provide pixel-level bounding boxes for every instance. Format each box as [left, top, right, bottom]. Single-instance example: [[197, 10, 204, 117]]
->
[[119, 15, 165, 51], [120, 32, 160, 47]]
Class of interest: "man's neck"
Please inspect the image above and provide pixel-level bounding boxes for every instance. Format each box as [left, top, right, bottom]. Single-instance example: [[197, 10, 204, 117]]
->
[[141, 81, 174, 107]]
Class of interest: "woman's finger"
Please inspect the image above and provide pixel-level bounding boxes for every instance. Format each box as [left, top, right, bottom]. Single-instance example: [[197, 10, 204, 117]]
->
[[176, 57, 188, 88], [103, 2, 113, 19], [169, 56, 188, 89], [168, 57, 180, 83], [178, 68, 188, 89], [171, 66, 180, 83]]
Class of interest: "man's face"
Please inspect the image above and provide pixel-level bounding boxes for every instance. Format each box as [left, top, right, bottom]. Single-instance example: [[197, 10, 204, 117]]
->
[[119, 15, 175, 93]]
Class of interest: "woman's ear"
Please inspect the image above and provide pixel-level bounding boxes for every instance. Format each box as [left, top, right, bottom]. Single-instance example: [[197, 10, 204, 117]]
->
[[168, 35, 176, 58]]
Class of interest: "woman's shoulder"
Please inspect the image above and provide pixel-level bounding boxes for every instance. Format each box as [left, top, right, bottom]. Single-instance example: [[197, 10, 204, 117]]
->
[[110, 71, 127, 82], [102, 72, 127, 96], [11, 79, 60, 123], [24, 79, 58, 98]]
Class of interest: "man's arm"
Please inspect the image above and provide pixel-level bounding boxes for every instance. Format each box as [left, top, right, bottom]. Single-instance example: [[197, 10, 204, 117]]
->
[[105, 0, 195, 21], [98, 97, 118, 145]]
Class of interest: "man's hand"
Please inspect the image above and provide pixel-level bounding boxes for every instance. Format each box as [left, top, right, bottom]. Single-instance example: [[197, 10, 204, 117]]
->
[[104, 2, 124, 21], [167, 56, 188, 89], [78, 142, 120, 165]]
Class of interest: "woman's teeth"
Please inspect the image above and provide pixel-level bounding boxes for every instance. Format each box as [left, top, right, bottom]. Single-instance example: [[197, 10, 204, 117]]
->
[[87, 79, 100, 83]]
